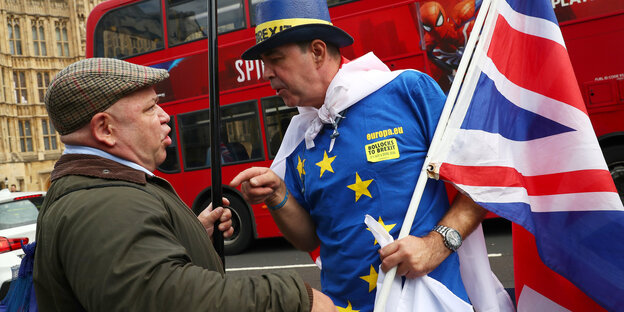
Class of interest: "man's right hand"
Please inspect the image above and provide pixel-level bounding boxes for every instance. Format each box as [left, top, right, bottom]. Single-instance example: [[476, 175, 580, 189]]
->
[[311, 289, 338, 312], [231, 167, 320, 252], [229, 167, 285, 206]]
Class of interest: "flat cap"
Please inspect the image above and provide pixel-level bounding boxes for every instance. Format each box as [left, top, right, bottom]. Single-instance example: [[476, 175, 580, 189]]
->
[[45, 58, 169, 135]]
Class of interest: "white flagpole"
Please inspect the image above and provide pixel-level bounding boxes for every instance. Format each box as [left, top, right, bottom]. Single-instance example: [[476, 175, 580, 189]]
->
[[373, 0, 496, 311]]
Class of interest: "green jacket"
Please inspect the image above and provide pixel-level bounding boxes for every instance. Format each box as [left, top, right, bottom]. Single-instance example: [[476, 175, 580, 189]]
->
[[34, 154, 311, 312]]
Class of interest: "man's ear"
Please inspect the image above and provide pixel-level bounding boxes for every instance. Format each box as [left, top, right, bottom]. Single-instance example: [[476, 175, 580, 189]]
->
[[310, 39, 327, 67], [90, 112, 116, 147]]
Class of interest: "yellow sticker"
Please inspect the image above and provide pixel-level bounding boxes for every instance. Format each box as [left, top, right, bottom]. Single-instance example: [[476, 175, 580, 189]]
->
[[365, 138, 400, 163]]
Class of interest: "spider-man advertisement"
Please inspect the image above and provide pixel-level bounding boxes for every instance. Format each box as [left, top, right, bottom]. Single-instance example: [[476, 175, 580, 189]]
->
[[417, 0, 624, 93], [417, 0, 482, 93]]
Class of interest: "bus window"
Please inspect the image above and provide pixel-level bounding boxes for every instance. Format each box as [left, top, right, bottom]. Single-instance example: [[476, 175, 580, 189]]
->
[[178, 101, 263, 170], [179, 108, 211, 170], [167, 0, 207, 45], [217, 0, 246, 34], [221, 101, 264, 162], [327, 0, 357, 7], [248, 0, 356, 25], [93, 0, 164, 58], [248, 0, 262, 26], [262, 96, 298, 159], [167, 0, 246, 46], [158, 117, 181, 173]]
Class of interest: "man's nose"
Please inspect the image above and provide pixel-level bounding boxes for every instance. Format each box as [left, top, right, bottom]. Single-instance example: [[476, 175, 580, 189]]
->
[[158, 106, 170, 123], [263, 65, 274, 81]]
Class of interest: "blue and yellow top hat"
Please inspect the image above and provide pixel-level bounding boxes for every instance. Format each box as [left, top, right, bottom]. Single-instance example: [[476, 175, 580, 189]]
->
[[241, 0, 354, 60]]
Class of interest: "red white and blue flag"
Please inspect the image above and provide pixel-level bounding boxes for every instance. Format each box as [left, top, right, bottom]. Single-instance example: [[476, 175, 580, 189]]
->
[[428, 0, 624, 310]]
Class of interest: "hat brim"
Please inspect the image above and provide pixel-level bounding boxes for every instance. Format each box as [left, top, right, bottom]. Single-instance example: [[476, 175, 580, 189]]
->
[[241, 24, 354, 60]]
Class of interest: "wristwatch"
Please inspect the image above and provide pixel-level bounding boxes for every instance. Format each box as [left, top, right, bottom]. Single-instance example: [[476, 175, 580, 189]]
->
[[432, 225, 462, 252]]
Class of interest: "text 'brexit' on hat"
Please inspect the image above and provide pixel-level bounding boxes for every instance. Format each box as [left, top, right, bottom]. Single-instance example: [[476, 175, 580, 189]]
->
[[45, 58, 169, 135], [241, 0, 353, 60]]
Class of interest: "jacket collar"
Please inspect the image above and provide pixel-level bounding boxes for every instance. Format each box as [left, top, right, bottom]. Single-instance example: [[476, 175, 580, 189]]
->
[[63, 144, 153, 176], [51, 154, 148, 185]]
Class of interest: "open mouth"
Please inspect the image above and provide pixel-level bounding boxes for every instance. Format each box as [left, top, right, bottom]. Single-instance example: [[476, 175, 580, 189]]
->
[[271, 82, 286, 96], [163, 135, 172, 146]]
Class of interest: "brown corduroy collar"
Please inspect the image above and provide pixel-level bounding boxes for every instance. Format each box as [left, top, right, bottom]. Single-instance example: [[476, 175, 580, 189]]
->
[[51, 154, 148, 185]]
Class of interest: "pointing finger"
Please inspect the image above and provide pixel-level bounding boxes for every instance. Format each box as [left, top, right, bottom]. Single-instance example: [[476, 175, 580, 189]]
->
[[229, 167, 268, 187]]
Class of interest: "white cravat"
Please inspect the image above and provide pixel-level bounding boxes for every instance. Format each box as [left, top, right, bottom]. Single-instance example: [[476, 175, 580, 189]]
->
[[271, 52, 404, 178]]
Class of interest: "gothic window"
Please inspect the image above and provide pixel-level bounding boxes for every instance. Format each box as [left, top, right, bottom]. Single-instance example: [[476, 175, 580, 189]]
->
[[6, 120, 13, 153], [19, 120, 33, 152], [0, 68, 4, 103], [42, 119, 58, 150], [55, 22, 70, 56], [13, 71, 28, 104], [32, 20, 47, 56], [37, 72, 51, 103], [8, 18, 23, 55]]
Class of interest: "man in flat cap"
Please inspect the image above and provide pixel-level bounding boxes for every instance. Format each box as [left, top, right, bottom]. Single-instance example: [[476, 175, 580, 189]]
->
[[34, 57, 336, 312], [232, 0, 512, 311]]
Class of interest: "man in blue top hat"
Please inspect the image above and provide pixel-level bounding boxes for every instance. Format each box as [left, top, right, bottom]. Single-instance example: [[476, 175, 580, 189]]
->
[[231, 0, 498, 311]]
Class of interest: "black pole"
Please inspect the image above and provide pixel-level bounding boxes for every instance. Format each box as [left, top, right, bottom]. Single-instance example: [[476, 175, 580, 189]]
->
[[208, 0, 225, 267]]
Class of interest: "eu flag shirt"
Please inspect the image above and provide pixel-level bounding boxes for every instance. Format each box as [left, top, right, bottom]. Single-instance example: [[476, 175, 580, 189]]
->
[[283, 71, 470, 311]]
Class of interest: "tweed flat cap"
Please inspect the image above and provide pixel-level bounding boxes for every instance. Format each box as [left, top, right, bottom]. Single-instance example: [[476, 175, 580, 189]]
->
[[45, 58, 169, 135]]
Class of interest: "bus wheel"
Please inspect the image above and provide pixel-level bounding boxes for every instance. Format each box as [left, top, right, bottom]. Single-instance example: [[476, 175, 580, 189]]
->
[[604, 144, 624, 205], [223, 196, 253, 255]]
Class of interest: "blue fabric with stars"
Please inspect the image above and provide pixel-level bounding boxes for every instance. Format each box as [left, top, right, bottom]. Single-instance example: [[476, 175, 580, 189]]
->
[[284, 71, 470, 311]]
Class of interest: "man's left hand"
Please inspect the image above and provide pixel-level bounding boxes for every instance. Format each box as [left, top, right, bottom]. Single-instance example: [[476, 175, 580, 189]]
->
[[197, 197, 234, 241], [378, 233, 450, 279]]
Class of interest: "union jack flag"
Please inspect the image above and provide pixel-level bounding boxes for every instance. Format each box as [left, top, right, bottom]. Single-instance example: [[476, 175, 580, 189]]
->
[[428, 0, 624, 310]]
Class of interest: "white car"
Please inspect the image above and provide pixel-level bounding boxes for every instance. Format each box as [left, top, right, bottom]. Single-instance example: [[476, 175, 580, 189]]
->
[[0, 188, 44, 300]]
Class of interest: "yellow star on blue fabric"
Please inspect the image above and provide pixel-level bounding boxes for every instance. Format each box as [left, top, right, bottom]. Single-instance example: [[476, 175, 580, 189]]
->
[[366, 217, 396, 245], [296, 156, 306, 180], [347, 172, 373, 202], [315, 151, 336, 178], [337, 301, 359, 312], [359, 265, 378, 292]]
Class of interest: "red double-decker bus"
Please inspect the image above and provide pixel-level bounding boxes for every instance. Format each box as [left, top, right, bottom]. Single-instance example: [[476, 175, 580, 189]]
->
[[86, 0, 624, 254], [554, 0, 624, 205]]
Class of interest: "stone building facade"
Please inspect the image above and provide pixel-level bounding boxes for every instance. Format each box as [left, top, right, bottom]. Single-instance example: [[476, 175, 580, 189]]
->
[[0, 0, 106, 191]]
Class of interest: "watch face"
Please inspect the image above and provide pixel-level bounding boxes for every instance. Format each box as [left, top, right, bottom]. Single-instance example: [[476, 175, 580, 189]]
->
[[446, 230, 462, 249]]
